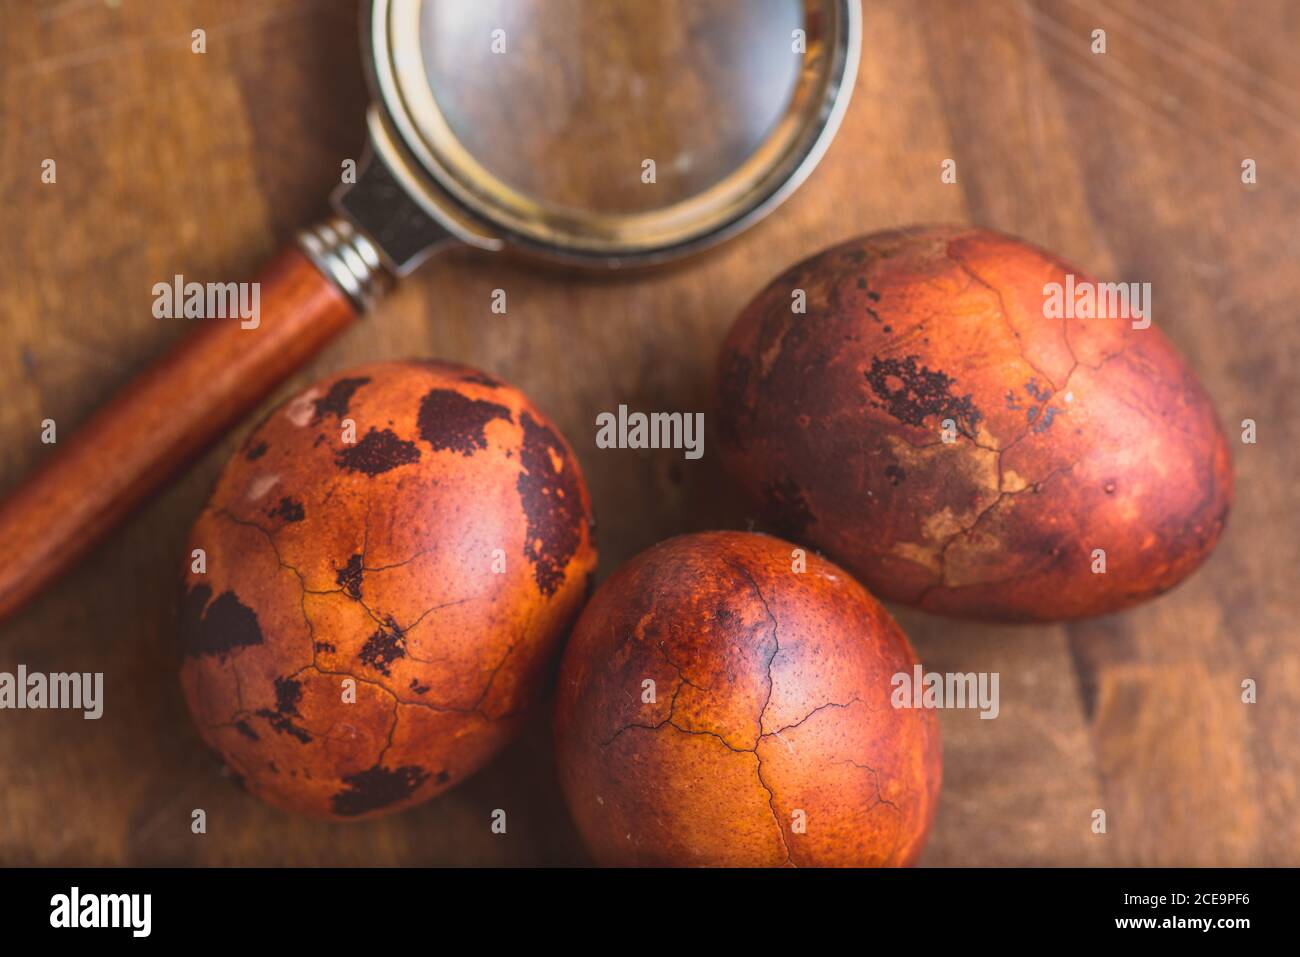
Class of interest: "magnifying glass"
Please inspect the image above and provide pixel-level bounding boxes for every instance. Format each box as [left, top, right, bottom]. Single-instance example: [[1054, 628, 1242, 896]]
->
[[0, 0, 860, 621]]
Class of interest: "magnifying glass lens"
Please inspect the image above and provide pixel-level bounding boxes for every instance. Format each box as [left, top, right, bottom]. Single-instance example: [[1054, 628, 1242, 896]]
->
[[418, 0, 804, 216]]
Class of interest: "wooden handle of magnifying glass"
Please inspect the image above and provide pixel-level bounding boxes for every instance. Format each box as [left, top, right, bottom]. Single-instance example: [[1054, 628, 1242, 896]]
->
[[0, 247, 359, 624]]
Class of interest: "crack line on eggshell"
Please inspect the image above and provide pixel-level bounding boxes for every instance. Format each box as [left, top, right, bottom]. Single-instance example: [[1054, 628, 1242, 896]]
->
[[390, 595, 486, 645], [230, 661, 245, 714], [889, 340, 1131, 596], [376, 700, 401, 766], [753, 749, 795, 867], [312, 626, 509, 721], [598, 696, 880, 866], [943, 242, 1068, 393], [466, 634, 521, 718], [469, 589, 550, 722], [765, 697, 863, 738], [332, 609, 510, 719], [205, 509, 510, 730], [601, 562, 888, 865], [665, 672, 689, 721], [205, 507, 321, 709], [917, 457, 1084, 605], [363, 549, 437, 573], [213, 507, 346, 597], [355, 502, 450, 580], [606, 568, 779, 752], [599, 715, 750, 752], [831, 758, 904, 864], [339, 501, 513, 720], [296, 662, 492, 720], [724, 560, 781, 744], [205, 699, 389, 749], [338, 576, 505, 717], [657, 641, 713, 695], [596, 719, 796, 864], [906, 344, 1128, 591]]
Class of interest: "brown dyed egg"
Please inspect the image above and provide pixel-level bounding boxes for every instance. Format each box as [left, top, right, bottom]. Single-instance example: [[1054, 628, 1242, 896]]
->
[[554, 531, 940, 867], [716, 225, 1233, 621], [179, 360, 597, 819]]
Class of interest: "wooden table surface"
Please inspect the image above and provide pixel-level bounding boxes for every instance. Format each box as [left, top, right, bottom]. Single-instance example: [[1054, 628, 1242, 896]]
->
[[1, 0, 1296, 866]]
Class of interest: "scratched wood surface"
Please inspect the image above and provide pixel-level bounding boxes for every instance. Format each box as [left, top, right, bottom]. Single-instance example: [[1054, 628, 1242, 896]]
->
[[0, 0, 1296, 866]]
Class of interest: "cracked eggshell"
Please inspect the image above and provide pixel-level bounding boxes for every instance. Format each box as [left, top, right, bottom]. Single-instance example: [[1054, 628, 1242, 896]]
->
[[715, 225, 1234, 621], [179, 360, 597, 820], [554, 531, 940, 866]]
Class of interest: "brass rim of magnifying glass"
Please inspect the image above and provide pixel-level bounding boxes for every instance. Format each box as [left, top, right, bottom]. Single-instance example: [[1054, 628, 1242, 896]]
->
[[365, 0, 861, 264]]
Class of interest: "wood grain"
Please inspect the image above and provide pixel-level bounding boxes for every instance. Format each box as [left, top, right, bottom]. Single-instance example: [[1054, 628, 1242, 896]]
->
[[0, 0, 1296, 866]]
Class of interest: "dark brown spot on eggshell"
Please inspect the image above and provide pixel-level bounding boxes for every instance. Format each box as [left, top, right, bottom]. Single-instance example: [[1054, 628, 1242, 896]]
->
[[255, 676, 312, 744], [313, 376, 370, 422], [181, 585, 263, 658], [331, 764, 431, 817], [865, 354, 982, 436], [335, 427, 421, 476], [267, 496, 305, 523], [358, 618, 406, 676], [417, 388, 512, 455], [457, 371, 503, 388], [335, 553, 363, 598], [517, 413, 584, 596]]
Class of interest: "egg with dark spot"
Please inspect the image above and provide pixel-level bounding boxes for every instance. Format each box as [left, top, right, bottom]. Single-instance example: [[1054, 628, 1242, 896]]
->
[[554, 531, 940, 866], [716, 225, 1233, 621], [180, 360, 597, 819]]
